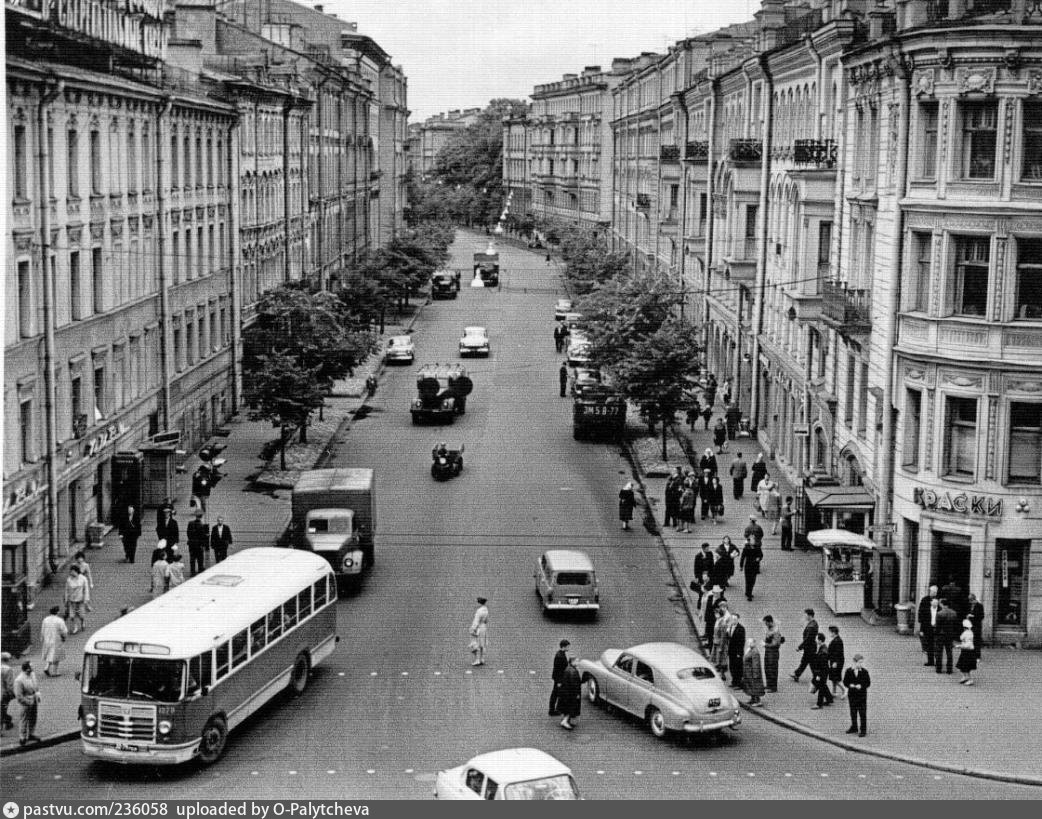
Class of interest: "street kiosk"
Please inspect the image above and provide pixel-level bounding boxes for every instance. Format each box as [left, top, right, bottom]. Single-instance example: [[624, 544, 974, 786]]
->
[[2, 533, 31, 654], [809, 529, 878, 615]]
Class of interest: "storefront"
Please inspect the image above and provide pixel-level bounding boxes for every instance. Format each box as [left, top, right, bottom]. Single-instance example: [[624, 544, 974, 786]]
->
[[795, 477, 877, 545]]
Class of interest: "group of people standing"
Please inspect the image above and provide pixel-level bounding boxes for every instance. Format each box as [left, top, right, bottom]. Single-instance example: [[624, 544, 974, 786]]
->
[[1, 653, 42, 746], [917, 581, 984, 686]]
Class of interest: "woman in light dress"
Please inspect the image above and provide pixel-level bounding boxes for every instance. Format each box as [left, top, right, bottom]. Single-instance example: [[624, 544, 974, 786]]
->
[[469, 597, 489, 666]]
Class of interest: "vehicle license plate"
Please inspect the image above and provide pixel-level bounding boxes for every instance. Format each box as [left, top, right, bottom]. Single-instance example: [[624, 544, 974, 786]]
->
[[115, 743, 140, 752], [707, 698, 720, 708], [568, 597, 579, 605]]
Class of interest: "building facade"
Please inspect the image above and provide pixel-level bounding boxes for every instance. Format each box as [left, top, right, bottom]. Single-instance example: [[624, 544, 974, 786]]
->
[[415, 109, 481, 179]]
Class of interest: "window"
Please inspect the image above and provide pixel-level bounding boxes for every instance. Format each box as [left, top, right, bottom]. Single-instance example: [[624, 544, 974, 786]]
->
[[465, 770, 485, 796], [313, 578, 327, 608], [183, 135, 191, 188], [195, 135, 203, 187], [19, 398, 34, 464], [13, 124, 28, 199], [961, 102, 997, 180], [170, 132, 178, 188], [918, 101, 938, 179], [1014, 238, 1042, 320], [1022, 102, 1042, 181], [903, 389, 922, 470], [283, 596, 298, 630], [844, 354, 856, 427], [92, 247, 104, 314], [951, 236, 989, 316], [93, 364, 106, 420], [67, 129, 79, 196], [944, 396, 978, 478], [46, 127, 54, 195], [188, 652, 212, 692], [298, 588, 312, 619], [1008, 403, 1042, 484], [186, 317, 195, 366], [857, 363, 869, 438], [70, 250, 82, 320], [173, 324, 183, 372], [70, 374, 82, 431], [267, 608, 283, 641], [214, 642, 230, 680], [89, 129, 102, 195], [909, 232, 931, 312], [142, 125, 151, 191], [250, 618, 267, 653], [634, 661, 654, 684], [17, 261, 33, 338], [698, 192, 707, 236], [127, 123, 137, 193], [231, 629, 248, 668]]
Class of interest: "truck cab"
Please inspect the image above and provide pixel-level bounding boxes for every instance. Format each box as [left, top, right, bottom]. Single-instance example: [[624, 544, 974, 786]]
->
[[411, 364, 473, 424], [473, 241, 500, 287], [304, 509, 364, 577], [431, 271, 459, 299]]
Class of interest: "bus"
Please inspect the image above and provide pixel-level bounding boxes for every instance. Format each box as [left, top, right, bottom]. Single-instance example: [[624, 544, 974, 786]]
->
[[79, 547, 338, 765]]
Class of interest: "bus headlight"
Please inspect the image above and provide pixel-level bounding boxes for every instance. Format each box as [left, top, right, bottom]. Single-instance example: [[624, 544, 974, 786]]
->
[[84, 713, 97, 728], [342, 556, 355, 569], [158, 720, 172, 735]]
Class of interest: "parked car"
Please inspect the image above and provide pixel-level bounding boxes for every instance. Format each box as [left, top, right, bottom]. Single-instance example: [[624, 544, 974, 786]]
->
[[566, 336, 592, 367], [554, 298, 574, 321], [384, 335, 415, 364], [570, 367, 602, 397], [576, 642, 741, 739], [459, 326, 491, 357], [562, 312, 585, 331], [435, 748, 580, 800], [534, 549, 599, 616]]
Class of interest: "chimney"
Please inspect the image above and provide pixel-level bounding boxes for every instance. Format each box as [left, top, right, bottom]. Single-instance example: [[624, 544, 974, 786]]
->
[[584, 65, 601, 73], [563, 73, 578, 80]]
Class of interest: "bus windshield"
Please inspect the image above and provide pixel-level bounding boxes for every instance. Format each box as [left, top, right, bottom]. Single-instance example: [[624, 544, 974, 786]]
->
[[84, 654, 185, 703]]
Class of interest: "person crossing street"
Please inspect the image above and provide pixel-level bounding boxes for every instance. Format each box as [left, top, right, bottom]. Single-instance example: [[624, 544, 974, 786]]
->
[[548, 639, 570, 716]]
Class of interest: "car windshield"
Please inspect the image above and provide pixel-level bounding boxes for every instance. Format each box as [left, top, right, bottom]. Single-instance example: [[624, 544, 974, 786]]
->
[[503, 775, 579, 800], [84, 654, 185, 703], [677, 666, 716, 681], [389, 338, 409, 347]]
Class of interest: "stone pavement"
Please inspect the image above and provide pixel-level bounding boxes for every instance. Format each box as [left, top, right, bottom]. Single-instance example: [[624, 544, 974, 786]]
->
[[630, 405, 1042, 785], [0, 315, 416, 753]]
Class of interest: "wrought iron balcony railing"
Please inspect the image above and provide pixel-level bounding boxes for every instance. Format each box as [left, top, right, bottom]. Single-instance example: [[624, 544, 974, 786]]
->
[[821, 280, 872, 335], [728, 139, 762, 164], [793, 139, 838, 168], [685, 141, 709, 162], [659, 145, 680, 162], [635, 193, 651, 210]]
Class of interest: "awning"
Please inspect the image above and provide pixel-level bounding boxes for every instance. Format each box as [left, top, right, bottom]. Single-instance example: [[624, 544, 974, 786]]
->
[[804, 485, 876, 509]]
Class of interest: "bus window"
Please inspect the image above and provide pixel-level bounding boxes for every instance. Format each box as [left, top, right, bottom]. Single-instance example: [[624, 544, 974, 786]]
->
[[188, 651, 212, 695], [250, 618, 267, 653], [298, 588, 312, 619], [215, 642, 230, 680], [231, 630, 248, 669], [313, 578, 327, 608], [267, 608, 282, 641], [283, 596, 298, 630], [328, 574, 336, 601]]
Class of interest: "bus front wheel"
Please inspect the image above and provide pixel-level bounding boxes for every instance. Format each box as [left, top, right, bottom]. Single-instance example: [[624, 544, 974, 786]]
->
[[289, 652, 311, 696], [198, 716, 227, 765]]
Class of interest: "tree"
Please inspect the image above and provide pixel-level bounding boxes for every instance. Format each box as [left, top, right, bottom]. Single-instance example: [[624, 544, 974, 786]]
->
[[244, 351, 326, 469]]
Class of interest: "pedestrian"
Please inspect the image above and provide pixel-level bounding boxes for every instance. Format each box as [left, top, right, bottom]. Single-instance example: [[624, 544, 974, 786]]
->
[[119, 504, 142, 564], [918, 585, 939, 666], [810, 633, 834, 709], [697, 470, 714, 522], [792, 608, 819, 682], [13, 661, 40, 746], [725, 402, 741, 440], [63, 564, 90, 635], [699, 448, 718, 477], [210, 516, 233, 562], [756, 474, 775, 521], [722, 378, 732, 407], [956, 619, 977, 685], [827, 625, 847, 698], [1, 652, 15, 731], [750, 454, 768, 503], [559, 362, 568, 397], [546, 252, 552, 264], [664, 467, 683, 528], [743, 515, 764, 549], [151, 549, 170, 599], [187, 511, 209, 576], [941, 574, 966, 619], [73, 550, 95, 599], [934, 598, 958, 674], [700, 400, 713, 430], [742, 638, 766, 706], [678, 480, 696, 533], [618, 482, 636, 531], [40, 605, 68, 677], [150, 539, 167, 569], [843, 654, 871, 736], [554, 324, 564, 354], [167, 554, 186, 588], [691, 570, 711, 610], [686, 405, 699, 432], [548, 639, 570, 716], [709, 475, 724, 524], [766, 485, 782, 534], [739, 538, 763, 600], [469, 597, 489, 666], [762, 616, 784, 692], [967, 593, 984, 662], [729, 452, 748, 500], [779, 497, 795, 551], [365, 374, 377, 398], [694, 542, 714, 586], [711, 608, 732, 680], [713, 418, 727, 453], [156, 507, 179, 551], [558, 656, 582, 730], [714, 540, 735, 589], [704, 586, 725, 647], [727, 613, 746, 689]]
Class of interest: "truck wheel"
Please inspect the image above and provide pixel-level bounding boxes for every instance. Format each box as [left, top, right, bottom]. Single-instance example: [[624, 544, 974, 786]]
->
[[197, 716, 227, 765], [289, 653, 311, 696], [411, 414, 419, 425], [573, 428, 583, 440]]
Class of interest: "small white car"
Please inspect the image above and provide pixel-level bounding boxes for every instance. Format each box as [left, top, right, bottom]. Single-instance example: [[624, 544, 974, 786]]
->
[[435, 748, 580, 800], [459, 326, 491, 357], [385, 335, 415, 364], [554, 299, 574, 321]]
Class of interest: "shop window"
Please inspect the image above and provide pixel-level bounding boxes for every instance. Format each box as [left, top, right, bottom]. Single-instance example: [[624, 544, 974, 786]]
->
[[1022, 101, 1042, 182], [943, 396, 978, 478], [950, 236, 989, 317], [918, 101, 938, 180], [903, 389, 922, 470], [995, 541, 1029, 630], [960, 101, 997, 180], [1013, 238, 1042, 320], [1007, 402, 1042, 484]]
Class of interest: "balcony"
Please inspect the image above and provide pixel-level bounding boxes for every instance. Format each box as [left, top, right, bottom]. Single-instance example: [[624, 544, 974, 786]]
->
[[659, 145, 680, 163], [821, 281, 872, 338], [685, 141, 709, 163], [793, 139, 837, 169], [635, 193, 651, 211], [728, 139, 762, 165], [72, 414, 89, 440], [724, 238, 759, 282]]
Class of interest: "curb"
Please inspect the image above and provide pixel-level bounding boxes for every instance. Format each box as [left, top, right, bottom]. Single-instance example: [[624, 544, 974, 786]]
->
[[1, 729, 79, 758], [621, 425, 1042, 789]]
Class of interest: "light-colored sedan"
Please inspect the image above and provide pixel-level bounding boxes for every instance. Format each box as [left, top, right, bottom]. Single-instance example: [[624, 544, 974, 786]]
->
[[435, 748, 580, 800], [577, 642, 741, 739], [554, 298, 574, 321], [385, 335, 415, 364], [459, 326, 491, 357]]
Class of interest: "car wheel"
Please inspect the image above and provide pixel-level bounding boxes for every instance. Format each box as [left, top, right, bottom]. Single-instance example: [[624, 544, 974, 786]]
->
[[411, 415, 419, 425], [197, 716, 227, 765], [584, 674, 601, 704], [289, 652, 311, 696], [647, 707, 667, 739]]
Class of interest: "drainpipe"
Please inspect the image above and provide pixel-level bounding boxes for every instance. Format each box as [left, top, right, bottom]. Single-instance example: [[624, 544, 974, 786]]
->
[[703, 79, 718, 354], [750, 56, 774, 430], [674, 92, 689, 321], [38, 77, 63, 574], [156, 96, 173, 429], [878, 54, 911, 547]]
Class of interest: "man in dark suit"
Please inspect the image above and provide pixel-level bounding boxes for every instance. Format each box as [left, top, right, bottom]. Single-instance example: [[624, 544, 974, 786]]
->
[[210, 516, 233, 563], [697, 470, 714, 521], [118, 505, 142, 564], [186, 512, 209, 576], [792, 608, 819, 682], [917, 584, 938, 666], [727, 614, 746, 689], [810, 633, 834, 708], [826, 625, 846, 698], [967, 593, 984, 661], [155, 508, 179, 553], [934, 599, 958, 674], [548, 639, 570, 716], [843, 653, 871, 736], [694, 543, 714, 584], [739, 538, 762, 601]]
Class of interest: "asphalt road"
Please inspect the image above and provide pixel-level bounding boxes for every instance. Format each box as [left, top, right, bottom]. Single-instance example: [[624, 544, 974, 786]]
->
[[3, 233, 1036, 800]]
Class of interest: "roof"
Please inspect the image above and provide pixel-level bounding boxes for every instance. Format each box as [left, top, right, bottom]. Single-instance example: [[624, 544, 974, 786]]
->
[[388, 335, 412, 344], [463, 326, 487, 334], [466, 748, 571, 782], [627, 642, 708, 674], [804, 485, 876, 509], [542, 549, 595, 571], [84, 548, 333, 658], [807, 529, 878, 550], [294, 468, 373, 493]]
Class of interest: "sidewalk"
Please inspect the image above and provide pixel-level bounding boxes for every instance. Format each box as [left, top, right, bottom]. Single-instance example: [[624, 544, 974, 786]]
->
[[0, 314, 418, 754], [628, 405, 1042, 785]]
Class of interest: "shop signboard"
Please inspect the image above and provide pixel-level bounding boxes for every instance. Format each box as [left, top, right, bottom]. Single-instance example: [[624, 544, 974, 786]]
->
[[912, 487, 1002, 518]]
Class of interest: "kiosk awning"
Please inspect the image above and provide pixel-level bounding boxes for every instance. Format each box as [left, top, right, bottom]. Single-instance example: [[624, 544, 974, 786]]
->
[[804, 485, 876, 509]]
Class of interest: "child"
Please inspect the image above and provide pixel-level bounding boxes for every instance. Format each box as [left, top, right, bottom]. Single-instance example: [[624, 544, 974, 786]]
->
[[167, 554, 186, 589]]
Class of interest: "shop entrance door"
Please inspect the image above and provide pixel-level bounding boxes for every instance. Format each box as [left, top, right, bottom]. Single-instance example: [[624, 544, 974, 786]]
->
[[931, 531, 971, 608], [995, 540, 1029, 632]]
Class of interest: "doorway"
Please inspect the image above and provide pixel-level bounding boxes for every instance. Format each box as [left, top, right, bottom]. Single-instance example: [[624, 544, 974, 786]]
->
[[995, 539, 1029, 631], [931, 531, 971, 600], [68, 479, 80, 549]]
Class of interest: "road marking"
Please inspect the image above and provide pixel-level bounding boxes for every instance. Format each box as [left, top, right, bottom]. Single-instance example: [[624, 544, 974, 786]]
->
[[709, 772, 717, 777], [338, 672, 345, 677], [53, 775, 62, 780], [497, 670, 504, 675], [405, 769, 414, 774], [289, 771, 297, 776], [370, 672, 378, 677], [747, 772, 755, 777], [251, 771, 259, 776], [396, 696, 405, 701], [596, 770, 604, 775], [327, 770, 336, 775], [401, 672, 409, 676], [367, 770, 376, 775], [858, 775, 866, 779], [434, 671, 442, 676], [820, 773, 829, 777], [559, 487, 574, 491], [529, 670, 536, 675], [634, 771, 643, 776], [933, 775, 943, 780], [785, 773, 793, 778], [466, 670, 473, 675], [671, 771, 680, 776]]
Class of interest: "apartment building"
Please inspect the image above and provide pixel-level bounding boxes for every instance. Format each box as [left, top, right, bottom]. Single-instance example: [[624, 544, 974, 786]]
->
[[415, 109, 482, 179]]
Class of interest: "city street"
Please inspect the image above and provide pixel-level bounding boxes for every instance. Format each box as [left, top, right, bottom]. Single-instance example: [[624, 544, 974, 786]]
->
[[2, 233, 1037, 800]]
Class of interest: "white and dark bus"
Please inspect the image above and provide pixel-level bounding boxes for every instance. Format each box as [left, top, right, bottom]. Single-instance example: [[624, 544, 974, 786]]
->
[[80, 548, 338, 765]]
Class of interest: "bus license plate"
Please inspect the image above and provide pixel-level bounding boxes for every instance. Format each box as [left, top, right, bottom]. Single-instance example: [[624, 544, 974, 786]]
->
[[115, 742, 140, 752]]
